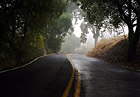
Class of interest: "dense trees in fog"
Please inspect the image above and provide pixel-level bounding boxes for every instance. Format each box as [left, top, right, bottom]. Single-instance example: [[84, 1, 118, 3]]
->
[[71, 0, 140, 60], [0, 0, 72, 69], [1, 0, 140, 70], [61, 34, 80, 53]]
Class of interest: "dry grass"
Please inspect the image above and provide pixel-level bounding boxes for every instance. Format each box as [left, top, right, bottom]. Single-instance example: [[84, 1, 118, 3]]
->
[[87, 35, 140, 71]]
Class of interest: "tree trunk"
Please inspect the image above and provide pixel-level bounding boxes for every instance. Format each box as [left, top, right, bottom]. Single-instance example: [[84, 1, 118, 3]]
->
[[44, 39, 48, 54], [15, 51, 24, 65], [8, 40, 24, 64], [128, 38, 137, 60], [93, 27, 99, 46], [127, 25, 140, 60], [94, 36, 98, 46]]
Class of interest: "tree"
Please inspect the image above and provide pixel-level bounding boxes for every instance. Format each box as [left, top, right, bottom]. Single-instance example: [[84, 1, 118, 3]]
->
[[67, 2, 86, 24], [0, 0, 67, 65], [80, 21, 103, 45], [43, 12, 73, 53], [61, 34, 80, 53], [71, 0, 140, 60], [67, 2, 103, 46]]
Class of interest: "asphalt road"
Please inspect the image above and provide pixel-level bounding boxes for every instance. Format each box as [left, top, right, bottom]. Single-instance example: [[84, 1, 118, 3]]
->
[[0, 54, 72, 97], [0, 54, 140, 97], [70, 54, 140, 97]]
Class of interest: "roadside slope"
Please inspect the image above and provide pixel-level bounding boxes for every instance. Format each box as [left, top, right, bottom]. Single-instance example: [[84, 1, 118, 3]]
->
[[87, 36, 140, 70]]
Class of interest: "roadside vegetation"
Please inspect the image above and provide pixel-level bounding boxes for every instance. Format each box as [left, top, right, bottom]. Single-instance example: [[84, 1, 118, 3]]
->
[[0, 0, 73, 70], [87, 36, 140, 71], [71, 0, 140, 70], [1, 0, 140, 71], [72, 0, 140, 61]]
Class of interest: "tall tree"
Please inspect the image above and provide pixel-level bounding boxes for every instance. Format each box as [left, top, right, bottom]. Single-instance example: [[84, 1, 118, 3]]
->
[[71, 0, 140, 60], [67, 2, 86, 24], [80, 21, 103, 45], [0, 0, 67, 64], [43, 12, 73, 53]]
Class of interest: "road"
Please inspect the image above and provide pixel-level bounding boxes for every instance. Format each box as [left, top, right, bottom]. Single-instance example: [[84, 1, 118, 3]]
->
[[0, 54, 140, 97], [0, 54, 72, 97], [70, 54, 140, 97]]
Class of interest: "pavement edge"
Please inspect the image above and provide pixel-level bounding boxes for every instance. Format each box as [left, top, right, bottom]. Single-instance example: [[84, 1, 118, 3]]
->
[[0, 53, 55, 74]]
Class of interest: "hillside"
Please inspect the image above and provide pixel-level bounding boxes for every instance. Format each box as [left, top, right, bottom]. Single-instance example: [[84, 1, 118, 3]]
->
[[87, 36, 140, 71]]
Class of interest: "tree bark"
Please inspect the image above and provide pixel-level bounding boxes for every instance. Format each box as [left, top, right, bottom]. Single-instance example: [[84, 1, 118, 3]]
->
[[8, 39, 24, 64], [94, 36, 98, 46], [128, 38, 137, 60], [127, 24, 140, 60]]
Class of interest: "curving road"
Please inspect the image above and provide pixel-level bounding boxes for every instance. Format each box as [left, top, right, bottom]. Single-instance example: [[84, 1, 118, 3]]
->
[[69, 54, 140, 97], [0, 54, 72, 97], [0, 54, 140, 97]]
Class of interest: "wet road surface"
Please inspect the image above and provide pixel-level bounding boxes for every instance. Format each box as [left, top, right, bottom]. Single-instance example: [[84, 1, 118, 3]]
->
[[70, 54, 140, 97], [1, 54, 140, 97], [0, 54, 72, 97]]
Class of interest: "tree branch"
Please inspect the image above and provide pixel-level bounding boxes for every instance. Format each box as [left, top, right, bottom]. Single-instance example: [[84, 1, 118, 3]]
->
[[135, 0, 140, 6], [18, 21, 27, 49], [117, 5, 129, 24], [124, 0, 138, 15], [132, 23, 137, 27]]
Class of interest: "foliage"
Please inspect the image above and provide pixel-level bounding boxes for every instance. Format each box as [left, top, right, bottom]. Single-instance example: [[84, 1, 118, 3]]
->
[[0, 0, 70, 70], [80, 21, 104, 45], [71, 0, 140, 60], [67, 2, 86, 24], [67, 2, 104, 46], [60, 34, 80, 53], [43, 12, 73, 53]]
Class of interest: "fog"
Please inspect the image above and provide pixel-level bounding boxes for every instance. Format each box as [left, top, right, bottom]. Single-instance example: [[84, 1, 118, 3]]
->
[[60, 2, 128, 54], [60, 18, 128, 54]]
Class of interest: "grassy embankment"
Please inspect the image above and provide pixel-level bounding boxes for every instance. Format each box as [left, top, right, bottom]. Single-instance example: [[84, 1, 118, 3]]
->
[[87, 36, 140, 71]]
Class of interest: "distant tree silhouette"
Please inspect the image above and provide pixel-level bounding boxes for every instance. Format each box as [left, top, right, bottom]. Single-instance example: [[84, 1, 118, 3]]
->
[[72, 0, 140, 60]]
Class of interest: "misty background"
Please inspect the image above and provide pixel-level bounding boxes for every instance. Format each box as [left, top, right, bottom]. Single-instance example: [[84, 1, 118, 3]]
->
[[60, 3, 128, 54]]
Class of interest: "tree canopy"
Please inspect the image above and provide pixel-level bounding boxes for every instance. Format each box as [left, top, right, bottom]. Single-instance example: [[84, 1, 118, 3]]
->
[[71, 0, 140, 60], [44, 12, 73, 53], [0, 0, 73, 69]]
